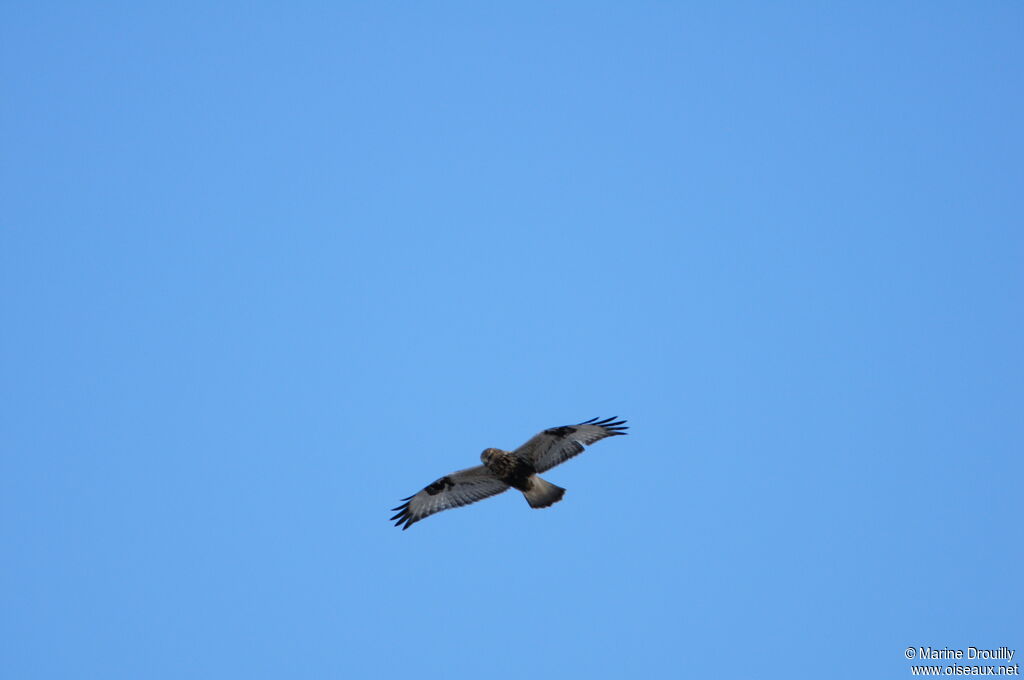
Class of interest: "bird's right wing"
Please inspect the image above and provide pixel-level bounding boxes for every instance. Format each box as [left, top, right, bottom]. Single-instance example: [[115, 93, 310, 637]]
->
[[513, 416, 628, 473], [390, 465, 510, 530]]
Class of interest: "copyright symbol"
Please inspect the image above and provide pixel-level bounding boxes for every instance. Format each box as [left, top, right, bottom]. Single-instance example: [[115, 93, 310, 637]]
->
[[906, 647, 916, 659]]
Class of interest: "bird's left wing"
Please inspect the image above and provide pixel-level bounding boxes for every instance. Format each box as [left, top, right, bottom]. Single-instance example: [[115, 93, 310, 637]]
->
[[513, 416, 628, 473], [390, 465, 510, 530]]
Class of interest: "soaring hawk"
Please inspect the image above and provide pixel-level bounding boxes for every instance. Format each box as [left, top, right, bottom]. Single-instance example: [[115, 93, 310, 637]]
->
[[390, 416, 628, 530]]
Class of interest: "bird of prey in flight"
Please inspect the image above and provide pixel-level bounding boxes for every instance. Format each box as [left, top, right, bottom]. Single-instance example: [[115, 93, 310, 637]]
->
[[390, 417, 628, 530]]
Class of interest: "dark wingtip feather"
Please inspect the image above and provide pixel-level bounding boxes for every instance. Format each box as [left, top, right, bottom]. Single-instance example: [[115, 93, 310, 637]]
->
[[391, 497, 415, 527], [393, 515, 415, 529], [579, 416, 629, 434]]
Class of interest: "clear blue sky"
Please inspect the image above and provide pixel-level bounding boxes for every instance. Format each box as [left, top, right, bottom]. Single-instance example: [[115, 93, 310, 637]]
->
[[2, 3, 1021, 679]]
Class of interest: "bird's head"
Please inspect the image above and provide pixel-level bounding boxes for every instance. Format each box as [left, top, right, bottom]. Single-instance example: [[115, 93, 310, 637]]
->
[[480, 448, 502, 465]]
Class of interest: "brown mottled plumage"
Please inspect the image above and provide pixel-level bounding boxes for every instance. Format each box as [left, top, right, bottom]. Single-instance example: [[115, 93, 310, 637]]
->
[[390, 417, 628, 530]]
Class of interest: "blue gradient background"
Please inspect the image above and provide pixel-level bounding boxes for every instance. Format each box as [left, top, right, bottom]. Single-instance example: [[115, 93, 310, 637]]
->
[[2, 4, 1021, 678]]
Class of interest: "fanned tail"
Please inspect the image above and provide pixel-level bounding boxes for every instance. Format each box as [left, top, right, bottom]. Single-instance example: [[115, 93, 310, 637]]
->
[[523, 475, 565, 509]]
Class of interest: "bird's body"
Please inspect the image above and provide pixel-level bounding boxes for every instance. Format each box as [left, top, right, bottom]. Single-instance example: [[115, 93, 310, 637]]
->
[[481, 447, 564, 508], [390, 416, 628, 529], [480, 447, 535, 490]]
